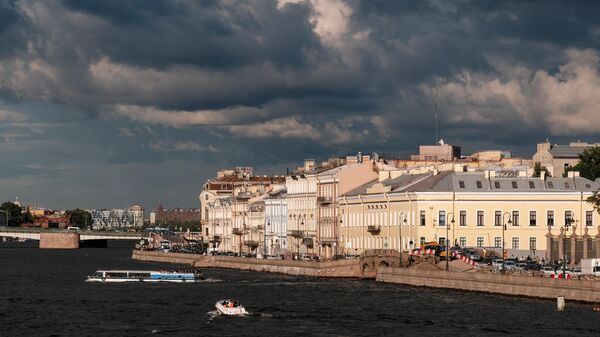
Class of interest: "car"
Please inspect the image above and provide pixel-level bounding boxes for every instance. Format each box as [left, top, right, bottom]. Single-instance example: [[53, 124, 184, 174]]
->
[[515, 262, 527, 270], [492, 259, 504, 269], [570, 267, 582, 276], [467, 252, 482, 262], [541, 266, 556, 275], [503, 261, 517, 270], [525, 262, 542, 271]]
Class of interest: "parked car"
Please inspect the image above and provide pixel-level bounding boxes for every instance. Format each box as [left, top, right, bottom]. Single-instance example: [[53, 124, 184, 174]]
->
[[515, 262, 527, 270], [492, 259, 504, 269], [503, 261, 517, 270], [525, 262, 542, 271], [570, 266, 582, 277], [541, 266, 556, 275]]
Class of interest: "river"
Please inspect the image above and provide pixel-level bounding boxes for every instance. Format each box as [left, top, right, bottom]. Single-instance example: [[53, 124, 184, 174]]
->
[[1, 242, 599, 336]]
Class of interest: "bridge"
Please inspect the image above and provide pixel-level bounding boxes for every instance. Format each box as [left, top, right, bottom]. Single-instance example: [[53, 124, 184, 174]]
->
[[0, 227, 148, 249]]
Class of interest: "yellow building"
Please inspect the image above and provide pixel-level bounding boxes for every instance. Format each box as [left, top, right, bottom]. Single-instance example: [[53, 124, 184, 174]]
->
[[339, 169, 599, 263]]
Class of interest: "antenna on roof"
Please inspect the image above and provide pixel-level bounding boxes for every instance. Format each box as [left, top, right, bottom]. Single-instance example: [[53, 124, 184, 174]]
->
[[434, 79, 439, 144]]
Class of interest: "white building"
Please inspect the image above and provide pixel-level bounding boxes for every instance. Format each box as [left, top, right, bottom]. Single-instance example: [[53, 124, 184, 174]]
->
[[265, 188, 288, 257]]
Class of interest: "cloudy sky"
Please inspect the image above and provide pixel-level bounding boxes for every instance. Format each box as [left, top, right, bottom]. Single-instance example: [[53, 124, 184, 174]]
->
[[1, 0, 599, 210]]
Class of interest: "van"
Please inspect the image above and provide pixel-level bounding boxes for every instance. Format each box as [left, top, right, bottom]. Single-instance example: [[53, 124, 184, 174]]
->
[[67, 226, 80, 232]]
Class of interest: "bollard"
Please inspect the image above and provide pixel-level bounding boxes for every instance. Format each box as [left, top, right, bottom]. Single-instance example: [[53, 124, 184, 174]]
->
[[557, 297, 565, 311]]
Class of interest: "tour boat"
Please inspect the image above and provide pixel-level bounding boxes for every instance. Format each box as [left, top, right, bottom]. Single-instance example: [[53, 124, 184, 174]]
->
[[86, 269, 203, 283], [215, 299, 248, 316]]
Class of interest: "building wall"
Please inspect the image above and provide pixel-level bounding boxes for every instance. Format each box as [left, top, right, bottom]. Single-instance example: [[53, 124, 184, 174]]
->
[[340, 190, 599, 260], [265, 198, 287, 256]]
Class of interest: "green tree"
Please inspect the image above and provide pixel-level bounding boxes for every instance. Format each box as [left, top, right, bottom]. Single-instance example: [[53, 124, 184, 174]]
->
[[589, 190, 600, 215], [66, 208, 92, 229], [564, 147, 600, 180], [532, 162, 550, 178], [0, 202, 23, 227]]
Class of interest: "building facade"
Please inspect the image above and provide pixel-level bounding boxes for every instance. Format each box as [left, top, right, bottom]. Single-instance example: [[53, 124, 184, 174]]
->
[[264, 189, 288, 256], [340, 169, 600, 263]]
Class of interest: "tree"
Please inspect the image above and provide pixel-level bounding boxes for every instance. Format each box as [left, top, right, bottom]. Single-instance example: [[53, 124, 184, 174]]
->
[[565, 147, 600, 181], [0, 202, 23, 227], [589, 190, 600, 215], [532, 162, 550, 178], [66, 208, 92, 229]]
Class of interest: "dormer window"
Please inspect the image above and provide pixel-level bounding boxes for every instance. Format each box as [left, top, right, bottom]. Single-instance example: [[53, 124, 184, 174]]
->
[[528, 181, 535, 189], [459, 181, 465, 188], [476, 181, 482, 189], [494, 181, 500, 189], [511, 181, 518, 189], [564, 182, 570, 189], [547, 182, 554, 188]]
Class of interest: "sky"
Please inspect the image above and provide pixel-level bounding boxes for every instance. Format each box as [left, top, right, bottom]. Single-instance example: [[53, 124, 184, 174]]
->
[[1, 0, 599, 210]]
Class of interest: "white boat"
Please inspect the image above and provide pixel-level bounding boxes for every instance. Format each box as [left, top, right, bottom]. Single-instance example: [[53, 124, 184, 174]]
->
[[86, 269, 203, 283], [215, 299, 248, 316]]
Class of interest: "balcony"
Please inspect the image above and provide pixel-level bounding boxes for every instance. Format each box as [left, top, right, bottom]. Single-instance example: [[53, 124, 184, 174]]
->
[[243, 240, 259, 250], [317, 196, 333, 205], [367, 225, 381, 235], [289, 230, 304, 238], [232, 228, 244, 235]]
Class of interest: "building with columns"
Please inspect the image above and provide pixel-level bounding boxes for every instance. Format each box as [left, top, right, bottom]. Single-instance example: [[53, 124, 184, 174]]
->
[[264, 188, 288, 257], [339, 168, 600, 264]]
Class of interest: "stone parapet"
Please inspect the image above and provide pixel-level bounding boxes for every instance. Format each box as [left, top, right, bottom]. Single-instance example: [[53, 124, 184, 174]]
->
[[39, 232, 80, 249], [376, 267, 600, 303]]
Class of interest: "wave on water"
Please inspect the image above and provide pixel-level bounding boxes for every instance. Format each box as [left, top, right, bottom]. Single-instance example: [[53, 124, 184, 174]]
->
[[199, 278, 222, 283]]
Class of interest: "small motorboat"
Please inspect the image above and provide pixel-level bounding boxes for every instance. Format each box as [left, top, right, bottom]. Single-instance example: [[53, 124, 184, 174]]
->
[[215, 299, 247, 316]]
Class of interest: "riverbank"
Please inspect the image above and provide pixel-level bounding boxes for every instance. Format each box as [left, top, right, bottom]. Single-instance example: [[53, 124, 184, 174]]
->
[[132, 250, 600, 304]]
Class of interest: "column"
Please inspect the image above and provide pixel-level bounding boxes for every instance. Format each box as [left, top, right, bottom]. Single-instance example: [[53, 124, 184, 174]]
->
[[582, 227, 589, 260], [545, 229, 553, 262], [569, 226, 577, 267], [557, 227, 564, 263]]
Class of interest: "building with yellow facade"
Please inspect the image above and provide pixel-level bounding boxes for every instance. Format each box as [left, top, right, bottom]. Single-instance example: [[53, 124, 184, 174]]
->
[[339, 169, 600, 263]]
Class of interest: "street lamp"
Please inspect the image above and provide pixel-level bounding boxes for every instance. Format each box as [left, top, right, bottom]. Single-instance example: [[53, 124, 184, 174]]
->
[[562, 218, 576, 279], [502, 212, 513, 273], [399, 212, 407, 253], [264, 221, 270, 258], [445, 213, 455, 272]]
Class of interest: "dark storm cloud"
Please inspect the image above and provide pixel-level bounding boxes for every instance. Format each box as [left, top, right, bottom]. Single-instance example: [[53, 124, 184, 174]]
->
[[1, 0, 599, 208]]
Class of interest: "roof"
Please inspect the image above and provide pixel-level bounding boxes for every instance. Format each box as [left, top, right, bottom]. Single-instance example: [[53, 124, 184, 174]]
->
[[549, 145, 587, 158], [345, 171, 599, 196]]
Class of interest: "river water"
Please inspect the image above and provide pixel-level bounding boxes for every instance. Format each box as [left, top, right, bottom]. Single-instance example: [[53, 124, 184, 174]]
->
[[1, 242, 599, 336]]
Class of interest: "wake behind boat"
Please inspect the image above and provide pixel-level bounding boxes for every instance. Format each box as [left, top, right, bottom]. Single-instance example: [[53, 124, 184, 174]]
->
[[86, 269, 203, 283], [215, 299, 248, 316]]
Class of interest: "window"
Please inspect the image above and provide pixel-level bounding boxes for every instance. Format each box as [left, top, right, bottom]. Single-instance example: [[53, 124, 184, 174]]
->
[[439, 210, 446, 227], [529, 237, 537, 251], [420, 210, 426, 226], [477, 211, 484, 227], [494, 237, 502, 248], [547, 181, 554, 189], [565, 211, 573, 227], [494, 181, 501, 189], [564, 182, 570, 189], [586, 210, 593, 227], [495, 211, 502, 226], [512, 211, 519, 226], [511, 181, 518, 189], [512, 237, 519, 250], [459, 211, 467, 227], [459, 181, 465, 188], [420, 237, 426, 246], [476, 181, 483, 189], [547, 210, 554, 226], [529, 211, 536, 226], [528, 181, 535, 188], [586, 184, 591, 188], [439, 237, 446, 246], [477, 237, 484, 247], [459, 237, 467, 247], [205, 228, 209, 236]]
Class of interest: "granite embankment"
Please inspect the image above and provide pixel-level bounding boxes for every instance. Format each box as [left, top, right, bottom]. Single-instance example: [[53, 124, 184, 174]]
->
[[131, 250, 361, 277], [132, 250, 600, 303], [377, 267, 600, 303]]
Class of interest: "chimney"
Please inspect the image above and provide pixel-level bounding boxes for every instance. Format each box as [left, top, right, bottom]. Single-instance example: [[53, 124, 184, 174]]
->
[[540, 171, 546, 180], [358, 151, 363, 163]]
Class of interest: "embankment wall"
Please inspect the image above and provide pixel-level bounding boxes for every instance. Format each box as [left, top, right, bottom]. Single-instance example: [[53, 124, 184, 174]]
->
[[39, 232, 80, 249], [131, 250, 361, 277], [377, 267, 600, 303]]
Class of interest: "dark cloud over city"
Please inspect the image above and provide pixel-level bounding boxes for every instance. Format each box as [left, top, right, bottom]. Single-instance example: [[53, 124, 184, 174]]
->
[[0, 0, 599, 209]]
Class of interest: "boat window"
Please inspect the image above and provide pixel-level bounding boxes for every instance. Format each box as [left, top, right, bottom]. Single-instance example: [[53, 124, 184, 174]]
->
[[128, 272, 151, 278], [106, 272, 128, 278], [93, 272, 103, 278]]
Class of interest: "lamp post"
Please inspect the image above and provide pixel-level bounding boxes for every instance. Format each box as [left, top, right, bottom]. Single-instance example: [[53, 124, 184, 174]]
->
[[0, 210, 8, 227], [399, 212, 407, 253], [265, 221, 270, 258], [562, 218, 576, 279], [445, 213, 455, 272], [300, 220, 304, 258], [502, 212, 513, 273]]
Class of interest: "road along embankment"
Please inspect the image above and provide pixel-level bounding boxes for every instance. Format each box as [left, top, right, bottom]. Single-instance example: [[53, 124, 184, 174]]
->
[[376, 266, 600, 303], [131, 250, 361, 278]]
